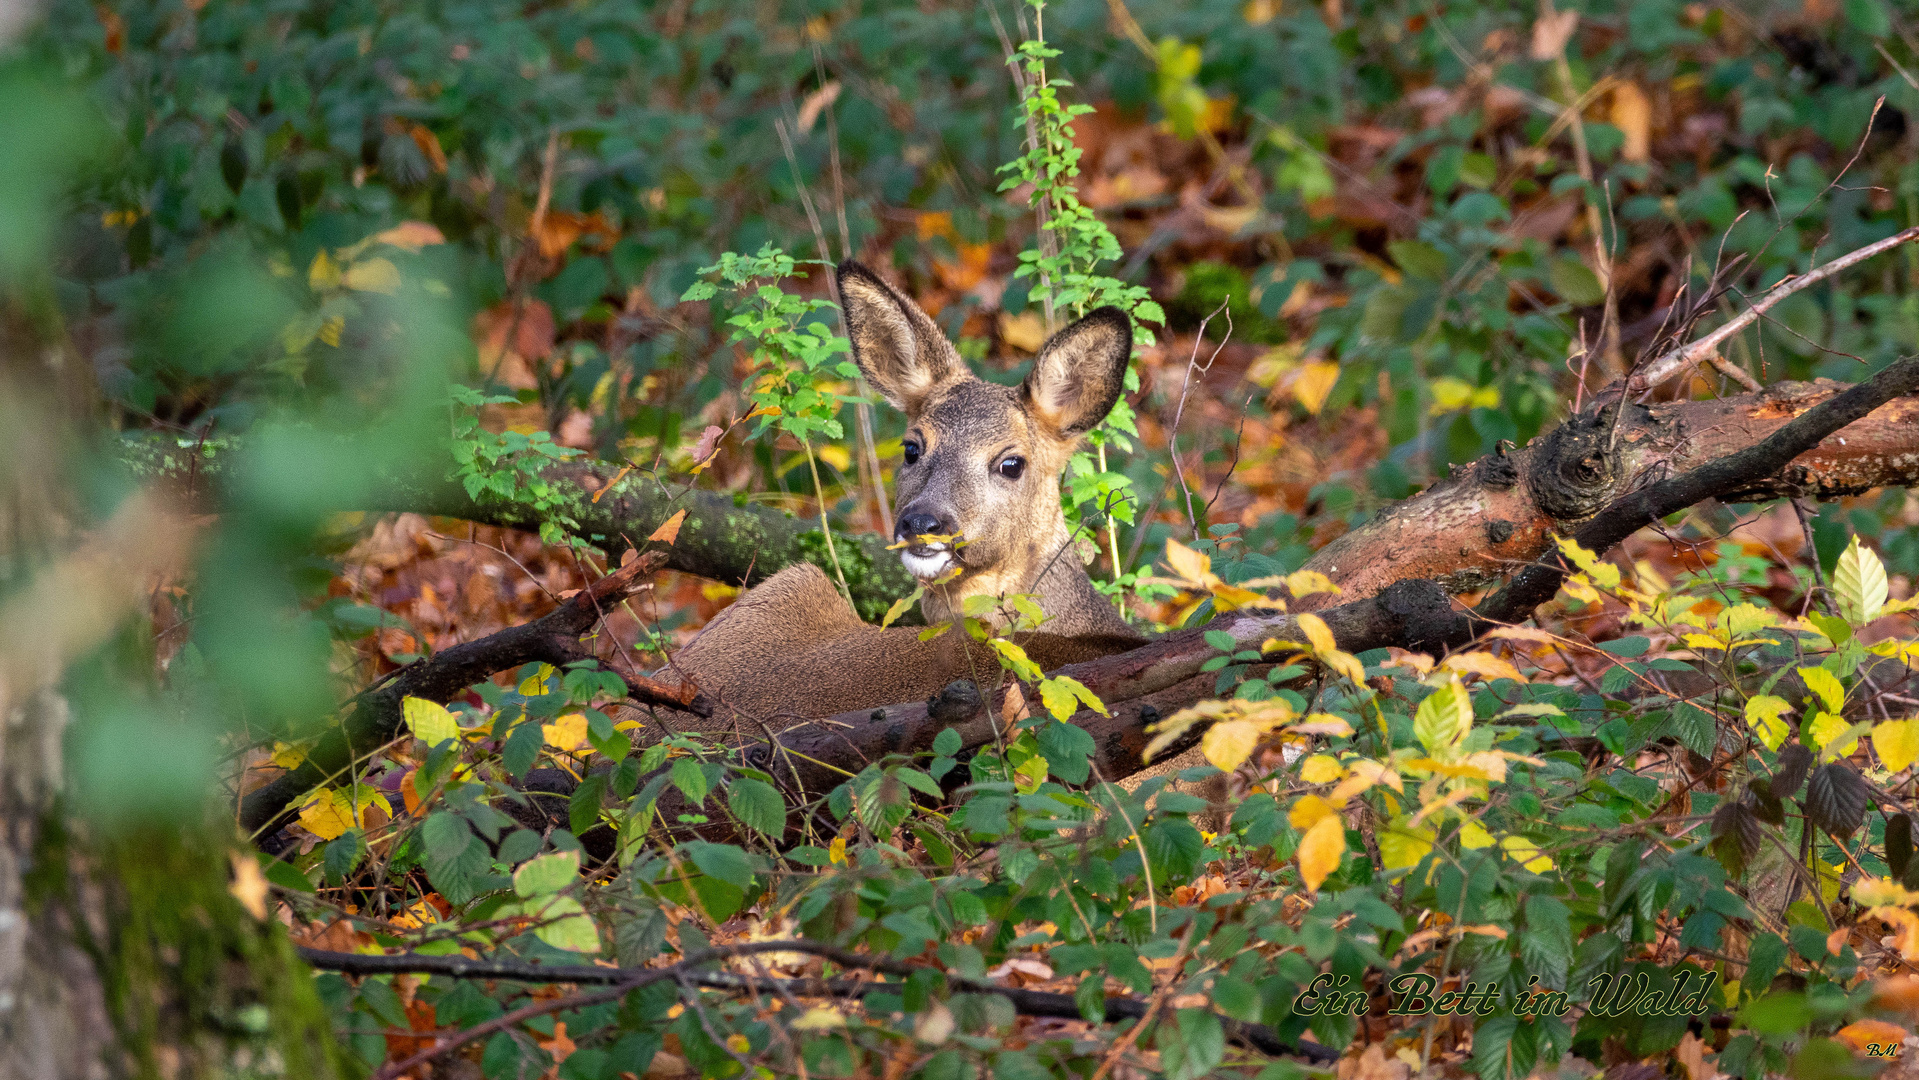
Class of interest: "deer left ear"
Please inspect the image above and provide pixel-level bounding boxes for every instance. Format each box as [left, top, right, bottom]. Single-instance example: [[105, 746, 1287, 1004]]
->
[[1022, 306, 1133, 437]]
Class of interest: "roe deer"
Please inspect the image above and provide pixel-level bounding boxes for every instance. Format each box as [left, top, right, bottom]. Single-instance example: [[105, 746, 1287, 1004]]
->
[[663, 261, 1147, 730]]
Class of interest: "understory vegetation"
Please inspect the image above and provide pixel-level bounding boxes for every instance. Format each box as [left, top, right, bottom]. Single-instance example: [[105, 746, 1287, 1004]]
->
[[7, 0, 1919, 1078]]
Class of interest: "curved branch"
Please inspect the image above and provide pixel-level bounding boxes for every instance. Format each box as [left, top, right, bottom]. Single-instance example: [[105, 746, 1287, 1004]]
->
[[297, 942, 1340, 1067], [1628, 225, 1919, 391]]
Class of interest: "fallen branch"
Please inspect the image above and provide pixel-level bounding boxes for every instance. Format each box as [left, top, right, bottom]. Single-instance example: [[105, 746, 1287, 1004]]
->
[[239, 550, 685, 837], [1628, 225, 1919, 392], [298, 941, 1340, 1072]]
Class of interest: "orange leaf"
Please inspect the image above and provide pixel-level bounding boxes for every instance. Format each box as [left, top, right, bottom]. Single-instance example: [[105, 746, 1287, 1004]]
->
[[1837, 1019, 1908, 1056], [406, 123, 448, 173], [648, 509, 687, 546], [400, 769, 424, 816], [372, 221, 446, 251]]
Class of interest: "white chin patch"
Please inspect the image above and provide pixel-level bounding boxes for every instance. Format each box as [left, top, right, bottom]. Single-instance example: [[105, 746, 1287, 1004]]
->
[[900, 548, 956, 581]]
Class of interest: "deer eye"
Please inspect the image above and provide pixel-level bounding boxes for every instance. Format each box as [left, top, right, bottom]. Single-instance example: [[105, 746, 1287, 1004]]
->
[[995, 455, 1025, 481], [902, 441, 921, 465]]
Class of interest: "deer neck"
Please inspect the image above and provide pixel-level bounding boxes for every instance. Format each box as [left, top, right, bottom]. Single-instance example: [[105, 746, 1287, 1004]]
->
[[918, 514, 1133, 639]]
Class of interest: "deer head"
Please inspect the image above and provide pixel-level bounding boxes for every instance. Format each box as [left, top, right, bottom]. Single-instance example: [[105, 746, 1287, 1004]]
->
[[837, 261, 1133, 630]]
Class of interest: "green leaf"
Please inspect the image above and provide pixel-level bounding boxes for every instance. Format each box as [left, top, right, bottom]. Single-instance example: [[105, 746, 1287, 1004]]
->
[[1548, 256, 1605, 305], [682, 841, 755, 889], [1672, 701, 1717, 758], [264, 859, 314, 893], [530, 895, 600, 953], [568, 772, 607, 837], [324, 829, 366, 884], [403, 696, 461, 747], [932, 728, 962, 757], [513, 850, 579, 899], [1387, 240, 1448, 282], [727, 778, 787, 837], [422, 812, 491, 906], [1799, 666, 1845, 713], [1037, 720, 1096, 785], [1834, 535, 1888, 626], [1738, 991, 1811, 1037], [1414, 678, 1472, 754], [670, 757, 709, 808]]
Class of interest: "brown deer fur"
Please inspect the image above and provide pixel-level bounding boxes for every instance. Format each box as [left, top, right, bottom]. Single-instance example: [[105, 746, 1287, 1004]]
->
[[661, 261, 1148, 737]]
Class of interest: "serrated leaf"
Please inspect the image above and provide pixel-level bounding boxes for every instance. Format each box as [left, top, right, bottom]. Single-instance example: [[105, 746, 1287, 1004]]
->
[[513, 850, 579, 899], [1799, 666, 1845, 713], [1746, 696, 1792, 752], [1414, 676, 1472, 755], [1672, 701, 1718, 757], [1039, 675, 1107, 721], [1379, 817, 1434, 869], [1555, 535, 1618, 588], [988, 638, 1042, 681], [1835, 535, 1889, 626], [1299, 754, 1344, 783], [297, 789, 354, 841], [1201, 719, 1263, 773], [1297, 814, 1345, 892], [404, 697, 461, 747], [1773, 743, 1814, 797], [671, 757, 709, 807], [932, 727, 962, 756], [880, 586, 923, 629], [683, 841, 755, 889], [530, 895, 600, 952], [727, 778, 786, 837], [1806, 762, 1870, 838], [1711, 801, 1763, 876], [1875, 719, 1919, 773]]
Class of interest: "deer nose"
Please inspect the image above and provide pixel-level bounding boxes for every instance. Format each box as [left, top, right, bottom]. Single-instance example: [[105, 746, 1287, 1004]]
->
[[895, 510, 948, 544]]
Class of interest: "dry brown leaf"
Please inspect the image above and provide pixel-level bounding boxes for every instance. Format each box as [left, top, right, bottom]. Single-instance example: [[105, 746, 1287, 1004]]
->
[[1529, 7, 1579, 60], [406, 123, 448, 173], [227, 851, 270, 920], [797, 80, 842, 134], [648, 509, 688, 546], [1676, 1032, 1718, 1080], [1612, 82, 1652, 163]]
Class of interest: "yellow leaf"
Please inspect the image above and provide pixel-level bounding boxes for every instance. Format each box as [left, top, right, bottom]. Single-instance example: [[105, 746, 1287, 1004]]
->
[[1427, 376, 1479, 415], [1290, 360, 1341, 414], [791, 1007, 847, 1031], [1499, 834, 1554, 873], [271, 741, 308, 769], [1872, 906, 1919, 961], [317, 314, 344, 347], [1799, 666, 1846, 713], [1440, 651, 1527, 684], [1319, 648, 1368, 685], [648, 508, 688, 545], [1561, 575, 1603, 605], [1163, 539, 1213, 588], [519, 664, 557, 696], [1211, 582, 1284, 611], [1039, 675, 1107, 720], [1344, 758, 1403, 793], [1297, 814, 1346, 891], [815, 444, 852, 472], [297, 788, 353, 841], [1683, 633, 1729, 652], [1745, 695, 1792, 751], [1719, 603, 1782, 638], [1300, 755, 1345, 784], [1202, 719, 1263, 772], [1854, 877, 1919, 908], [1291, 713, 1354, 737], [1554, 535, 1619, 589], [1875, 719, 1919, 773], [988, 638, 1042, 681], [1297, 613, 1337, 655], [543, 713, 589, 751], [1458, 819, 1496, 849], [343, 256, 402, 294], [998, 310, 1048, 353], [1288, 794, 1340, 830], [404, 696, 461, 747], [1379, 817, 1434, 870], [308, 250, 341, 291], [828, 836, 848, 865]]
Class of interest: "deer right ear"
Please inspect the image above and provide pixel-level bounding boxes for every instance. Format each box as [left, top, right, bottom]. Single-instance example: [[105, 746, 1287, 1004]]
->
[[837, 261, 965, 414]]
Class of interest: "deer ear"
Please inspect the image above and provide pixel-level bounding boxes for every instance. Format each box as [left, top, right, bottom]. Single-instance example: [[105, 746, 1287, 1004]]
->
[[1022, 306, 1132, 437], [837, 261, 965, 414]]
